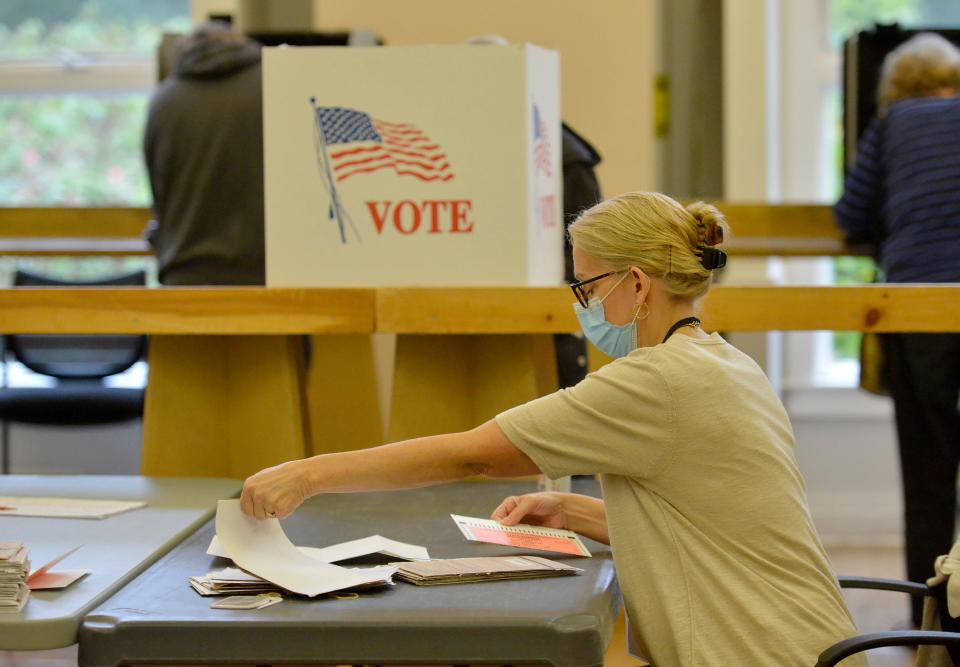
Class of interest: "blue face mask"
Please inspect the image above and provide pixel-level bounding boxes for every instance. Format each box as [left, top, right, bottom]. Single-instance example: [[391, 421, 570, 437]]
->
[[573, 272, 642, 358]]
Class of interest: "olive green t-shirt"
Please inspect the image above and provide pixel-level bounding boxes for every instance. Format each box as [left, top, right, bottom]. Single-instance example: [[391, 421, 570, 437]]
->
[[495, 332, 865, 667]]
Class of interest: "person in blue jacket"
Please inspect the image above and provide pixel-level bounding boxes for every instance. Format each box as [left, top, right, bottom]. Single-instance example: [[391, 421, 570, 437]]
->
[[835, 32, 960, 627]]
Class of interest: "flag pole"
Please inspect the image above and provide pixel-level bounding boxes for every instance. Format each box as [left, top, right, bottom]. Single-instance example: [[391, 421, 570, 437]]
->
[[310, 98, 360, 244]]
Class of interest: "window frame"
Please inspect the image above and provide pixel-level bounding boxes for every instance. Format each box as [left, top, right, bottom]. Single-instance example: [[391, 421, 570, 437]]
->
[[0, 58, 155, 95]]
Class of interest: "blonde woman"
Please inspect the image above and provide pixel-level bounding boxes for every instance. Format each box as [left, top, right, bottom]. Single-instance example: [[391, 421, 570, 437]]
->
[[243, 192, 864, 666], [836, 32, 960, 629]]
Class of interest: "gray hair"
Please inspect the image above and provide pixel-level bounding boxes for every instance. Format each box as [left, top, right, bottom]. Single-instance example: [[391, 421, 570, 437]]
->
[[878, 32, 960, 112]]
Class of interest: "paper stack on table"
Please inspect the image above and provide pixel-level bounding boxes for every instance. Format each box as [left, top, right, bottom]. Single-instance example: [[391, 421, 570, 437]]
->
[[0, 497, 145, 520], [205, 500, 422, 598], [190, 567, 285, 596], [0, 542, 30, 613], [190, 564, 398, 597], [394, 555, 581, 586]]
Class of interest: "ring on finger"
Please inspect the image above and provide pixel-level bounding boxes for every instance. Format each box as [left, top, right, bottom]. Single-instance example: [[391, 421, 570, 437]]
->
[[266, 510, 277, 518]]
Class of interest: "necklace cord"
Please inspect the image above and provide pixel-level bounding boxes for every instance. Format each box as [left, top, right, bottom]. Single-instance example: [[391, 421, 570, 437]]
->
[[662, 316, 702, 344]]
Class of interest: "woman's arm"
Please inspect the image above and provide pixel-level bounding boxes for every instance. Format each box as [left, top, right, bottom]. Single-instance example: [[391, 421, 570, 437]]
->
[[241, 419, 540, 519], [491, 492, 609, 545], [561, 493, 609, 544]]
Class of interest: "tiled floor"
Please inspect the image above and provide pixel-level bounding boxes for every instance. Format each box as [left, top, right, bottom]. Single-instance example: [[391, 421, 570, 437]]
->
[[0, 646, 75, 667], [0, 547, 917, 667], [828, 546, 915, 667]]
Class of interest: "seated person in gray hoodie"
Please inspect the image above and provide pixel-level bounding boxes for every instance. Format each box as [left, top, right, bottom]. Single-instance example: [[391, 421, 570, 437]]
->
[[144, 22, 264, 285]]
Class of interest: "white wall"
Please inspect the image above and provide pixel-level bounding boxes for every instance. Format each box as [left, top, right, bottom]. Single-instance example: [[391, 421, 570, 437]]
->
[[196, 0, 660, 195], [312, 0, 660, 196]]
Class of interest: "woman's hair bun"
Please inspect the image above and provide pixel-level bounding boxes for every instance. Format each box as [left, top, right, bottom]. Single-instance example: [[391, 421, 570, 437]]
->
[[685, 201, 729, 270], [685, 201, 728, 247]]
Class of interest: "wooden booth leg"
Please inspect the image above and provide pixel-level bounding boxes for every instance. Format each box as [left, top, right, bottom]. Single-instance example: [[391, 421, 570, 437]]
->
[[140, 335, 310, 478], [307, 334, 383, 455], [386, 334, 558, 443]]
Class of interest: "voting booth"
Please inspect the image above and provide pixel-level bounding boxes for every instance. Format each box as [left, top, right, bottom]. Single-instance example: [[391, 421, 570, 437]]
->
[[254, 45, 564, 462], [263, 44, 563, 288]]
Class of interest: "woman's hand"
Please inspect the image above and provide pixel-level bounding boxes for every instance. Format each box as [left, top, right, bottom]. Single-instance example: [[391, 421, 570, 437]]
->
[[240, 459, 313, 520], [490, 492, 567, 529]]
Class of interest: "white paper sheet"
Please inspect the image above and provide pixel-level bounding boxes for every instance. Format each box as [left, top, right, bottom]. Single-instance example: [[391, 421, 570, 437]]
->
[[206, 536, 230, 558], [299, 535, 428, 562], [0, 497, 145, 520], [348, 565, 399, 581], [214, 500, 376, 597], [211, 564, 399, 585], [208, 534, 428, 562]]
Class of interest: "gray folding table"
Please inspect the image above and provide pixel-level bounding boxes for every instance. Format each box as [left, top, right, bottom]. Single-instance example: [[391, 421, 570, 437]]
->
[[79, 479, 621, 667], [0, 475, 240, 650]]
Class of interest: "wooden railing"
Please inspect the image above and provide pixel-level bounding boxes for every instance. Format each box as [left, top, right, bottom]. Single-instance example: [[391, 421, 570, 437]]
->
[[0, 207, 151, 255], [0, 285, 955, 334]]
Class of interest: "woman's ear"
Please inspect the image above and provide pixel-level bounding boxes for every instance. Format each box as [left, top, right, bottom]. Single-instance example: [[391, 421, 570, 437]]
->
[[630, 266, 650, 303]]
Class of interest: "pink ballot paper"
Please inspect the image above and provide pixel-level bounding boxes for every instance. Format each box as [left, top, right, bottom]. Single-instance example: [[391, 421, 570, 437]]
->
[[451, 515, 592, 558], [28, 545, 89, 590]]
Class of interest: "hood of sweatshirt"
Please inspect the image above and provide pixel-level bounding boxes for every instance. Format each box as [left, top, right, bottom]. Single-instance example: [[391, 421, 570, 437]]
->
[[174, 38, 261, 80]]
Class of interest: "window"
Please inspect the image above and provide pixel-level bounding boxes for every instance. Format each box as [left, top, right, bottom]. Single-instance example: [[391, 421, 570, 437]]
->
[[0, 0, 190, 205], [0, 2, 188, 388]]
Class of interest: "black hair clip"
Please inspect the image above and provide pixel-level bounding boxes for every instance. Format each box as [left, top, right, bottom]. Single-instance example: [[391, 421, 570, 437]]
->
[[698, 246, 727, 270]]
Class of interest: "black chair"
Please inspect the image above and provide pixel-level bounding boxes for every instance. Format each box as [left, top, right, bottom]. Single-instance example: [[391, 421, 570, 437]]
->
[[0, 269, 148, 473], [816, 576, 960, 666]]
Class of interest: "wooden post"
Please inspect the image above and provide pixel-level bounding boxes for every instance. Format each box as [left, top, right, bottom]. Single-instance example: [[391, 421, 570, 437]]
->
[[140, 335, 310, 478], [387, 333, 558, 442], [306, 334, 383, 454]]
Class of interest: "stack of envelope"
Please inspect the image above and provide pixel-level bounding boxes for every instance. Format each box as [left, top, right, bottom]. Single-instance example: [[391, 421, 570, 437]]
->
[[190, 568, 284, 596], [394, 555, 581, 586], [190, 565, 397, 597], [0, 542, 30, 613]]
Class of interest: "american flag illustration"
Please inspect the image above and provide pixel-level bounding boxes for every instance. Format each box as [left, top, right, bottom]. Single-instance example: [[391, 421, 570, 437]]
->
[[315, 106, 455, 183], [532, 104, 552, 177]]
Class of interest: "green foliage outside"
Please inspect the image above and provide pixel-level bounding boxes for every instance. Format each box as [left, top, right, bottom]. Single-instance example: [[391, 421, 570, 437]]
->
[[0, 96, 152, 205], [828, 0, 919, 46], [0, 0, 189, 58], [0, 1, 189, 206]]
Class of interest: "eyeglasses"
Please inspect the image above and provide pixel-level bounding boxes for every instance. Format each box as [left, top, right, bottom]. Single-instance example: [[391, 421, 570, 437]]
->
[[569, 271, 616, 308]]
